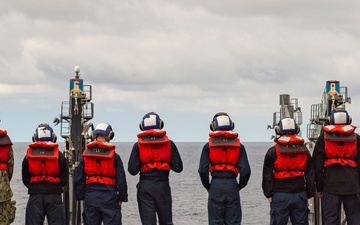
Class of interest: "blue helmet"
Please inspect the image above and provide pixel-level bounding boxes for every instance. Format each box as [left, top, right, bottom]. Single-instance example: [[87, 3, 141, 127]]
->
[[139, 112, 164, 131], [275, 118, 300, 135], [329, 110, 352, 125], [33, 124, 57, 142], [210, 112, 235, 131], [93, 123, 114, 140]]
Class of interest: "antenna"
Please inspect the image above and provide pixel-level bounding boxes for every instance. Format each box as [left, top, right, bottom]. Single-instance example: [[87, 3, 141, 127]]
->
[[74, 66, 81, 79]]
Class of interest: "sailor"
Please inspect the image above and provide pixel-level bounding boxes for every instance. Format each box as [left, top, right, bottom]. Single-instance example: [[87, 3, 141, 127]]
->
[[262, 118, 314, 225], [128, 112, 183, 225], [0, 128, 16, 224], [198, 112, 251, 225], [313, 109, 360, 225], [22, 124, 69, 225], [74, 122, 128, 225]]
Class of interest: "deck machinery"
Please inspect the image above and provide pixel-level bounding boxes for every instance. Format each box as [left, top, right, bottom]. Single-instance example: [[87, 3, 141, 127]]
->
[[53, 66, 95, 225]]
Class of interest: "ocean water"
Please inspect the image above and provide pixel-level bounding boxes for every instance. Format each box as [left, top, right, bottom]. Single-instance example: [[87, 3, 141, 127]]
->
[[10, 142, 272, 225]]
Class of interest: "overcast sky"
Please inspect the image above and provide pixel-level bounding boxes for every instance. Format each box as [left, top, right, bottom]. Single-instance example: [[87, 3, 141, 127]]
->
[[1, 1, 360, 144]]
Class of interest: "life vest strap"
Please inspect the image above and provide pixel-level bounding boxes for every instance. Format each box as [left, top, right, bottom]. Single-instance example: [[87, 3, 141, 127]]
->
[[32, 174, 60, 178], [211, 161, 237, 167], [87, 173, 116, 179], [141, 158, 170, 165], [325, 155, 356, 160], [274, 168, 305, 173]]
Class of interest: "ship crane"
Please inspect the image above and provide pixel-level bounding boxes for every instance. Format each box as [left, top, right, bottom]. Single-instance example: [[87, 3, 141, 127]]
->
[[53, 66, 95, 225]]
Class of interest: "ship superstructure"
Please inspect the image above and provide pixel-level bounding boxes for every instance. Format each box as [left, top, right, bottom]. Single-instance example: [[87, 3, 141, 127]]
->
[[54, 66, 95, 225], [268, 81, 351, 225], [267, 94, 303, 138]]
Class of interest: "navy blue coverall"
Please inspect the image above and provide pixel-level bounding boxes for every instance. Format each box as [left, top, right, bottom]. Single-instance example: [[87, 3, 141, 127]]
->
[[74, 153, 128, 225], [22, 148, 69, 225], [262, 145, 314, 225], [198, 142, 251, 225], [313, 131, 360, 225], [128, 140, 183, 225]]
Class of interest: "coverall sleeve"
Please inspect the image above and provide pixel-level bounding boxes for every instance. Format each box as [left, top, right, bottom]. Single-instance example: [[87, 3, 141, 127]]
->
[[313, 134, 325, 192], [74, 157, 86, 200], [21, 155, 31, 189], [238, 144, 251, 190], [198, 143, 211, 190], [305, 152, 315, 198], [8, 146, 14, 181], [170, 141, 183, 173], [59, 152, 69, 188], [127, 142, 141, 176], [115, 154, 128, 202], [356, 135, 360, 184], [262, 147, 276, 198]]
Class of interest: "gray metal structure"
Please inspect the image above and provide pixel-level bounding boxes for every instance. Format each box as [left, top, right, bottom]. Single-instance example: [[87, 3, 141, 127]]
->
[[53, 66, 95, 225], [267, 94, 303, 139]]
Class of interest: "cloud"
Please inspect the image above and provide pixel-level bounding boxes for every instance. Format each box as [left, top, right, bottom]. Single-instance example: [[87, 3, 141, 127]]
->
[[1, 1, 360, 142]]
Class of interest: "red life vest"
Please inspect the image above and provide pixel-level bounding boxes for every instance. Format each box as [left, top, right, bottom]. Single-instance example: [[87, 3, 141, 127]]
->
[[137, 129, 171, 173], [27, 141, 61, 183], [0, 131, 11, 171], [208, 130, 240, 174], [273, 135, 308, 179], [83, 141, 117, 185], [324, 124, 358, 168], [0, 145, 10, 171]]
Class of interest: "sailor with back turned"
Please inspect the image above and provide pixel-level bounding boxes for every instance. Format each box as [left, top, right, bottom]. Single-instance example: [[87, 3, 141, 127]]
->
[[128, 112, 183, 225], [262, 118, 314, 225], [22, 124, 69, 225], [198, 112, 251, 225], [313, 109, 360, 225], [74, 122, 128, 225]]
